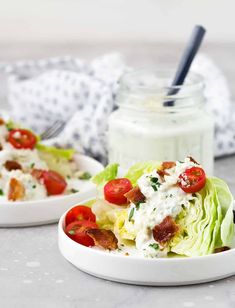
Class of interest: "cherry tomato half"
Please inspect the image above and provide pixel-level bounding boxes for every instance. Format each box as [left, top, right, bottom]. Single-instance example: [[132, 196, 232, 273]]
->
[[104, 178, 133, 205], [8, 129, 37, 150], [42, 170, 67, 195], [65, 220, 98, 247], [178, 167, 206, 193], [32, 169, 67, 195], [65, 205, 96, 226]]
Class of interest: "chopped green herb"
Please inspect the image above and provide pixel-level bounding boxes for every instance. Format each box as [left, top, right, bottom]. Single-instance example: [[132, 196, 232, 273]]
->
[[150, 177, 161, 191], [71, 189, 79, 193], [79, 172, 92, 180], [149, 243, 159, 250], [30, 162, 35, 168], [68, 230, 75, 235], [32, 185, 36, 189], [153, 208, 156, 211], [179, 161, 184, 163], [0, 189, 4, 196], [136, 202, 141, 210], [128, 208, 135, 221], [169, 194, 173, 198], [67, 175, 71, 179]]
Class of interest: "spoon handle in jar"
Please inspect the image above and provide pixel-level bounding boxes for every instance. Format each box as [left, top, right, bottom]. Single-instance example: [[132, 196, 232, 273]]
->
[[164, 25, 206, 106]]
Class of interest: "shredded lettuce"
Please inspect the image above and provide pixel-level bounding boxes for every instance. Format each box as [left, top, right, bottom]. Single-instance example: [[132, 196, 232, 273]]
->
[[5, 120, 20, 131], [92, 163, 119, 189], [36, 144, 74, 160], [37, 144, 75, 177], [124, 161, 161, 186], [91, 199, 123, 230], [114, 209, 136, 244]]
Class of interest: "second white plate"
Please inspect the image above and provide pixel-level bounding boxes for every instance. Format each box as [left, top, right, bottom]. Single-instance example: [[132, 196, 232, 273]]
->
[[0, 155, 103, 227]]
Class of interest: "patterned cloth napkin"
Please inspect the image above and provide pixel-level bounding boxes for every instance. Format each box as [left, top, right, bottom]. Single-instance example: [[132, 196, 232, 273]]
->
[[3, 53, 235, 163]]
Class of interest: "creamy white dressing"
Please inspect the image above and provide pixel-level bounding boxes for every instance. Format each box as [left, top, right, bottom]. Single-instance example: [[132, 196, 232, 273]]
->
[[126, 157, 197, 257], [108, 109, 214, 175], [1, 169, 47, 201]]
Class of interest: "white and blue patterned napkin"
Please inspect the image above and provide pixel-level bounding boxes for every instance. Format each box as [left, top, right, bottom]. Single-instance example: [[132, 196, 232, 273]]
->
[[3, 53, 235, 163]]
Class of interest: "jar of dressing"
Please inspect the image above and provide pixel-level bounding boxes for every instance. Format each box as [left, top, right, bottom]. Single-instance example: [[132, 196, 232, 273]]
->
[[108, 70, 214, 175]]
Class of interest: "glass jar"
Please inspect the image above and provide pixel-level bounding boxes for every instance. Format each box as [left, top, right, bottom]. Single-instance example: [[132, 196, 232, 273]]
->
[[108, 70, 214, 175]]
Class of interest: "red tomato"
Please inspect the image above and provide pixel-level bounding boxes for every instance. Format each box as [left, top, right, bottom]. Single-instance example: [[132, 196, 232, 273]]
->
[[8, 129, 37, 150], [104, 178, 133, 205], [65, 220, 98, 247], [31, 169, 67, 195], [179, 167, 206, 193], [42, 170, 67, 195], [65, 205, 96, 226]]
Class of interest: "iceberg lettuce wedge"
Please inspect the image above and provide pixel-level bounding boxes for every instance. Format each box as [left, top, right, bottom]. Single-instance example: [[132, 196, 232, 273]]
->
[[92, 161, 234, 257], [171, 177, 234, 257]]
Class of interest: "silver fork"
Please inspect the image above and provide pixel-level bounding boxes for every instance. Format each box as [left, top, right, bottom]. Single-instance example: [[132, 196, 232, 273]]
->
[[40, 120, 66, 140]]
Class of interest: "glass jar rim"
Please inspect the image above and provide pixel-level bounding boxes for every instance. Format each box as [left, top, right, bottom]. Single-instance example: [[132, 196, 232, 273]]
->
[[120, 69, 204, 99], [116, 69, 205, 112]]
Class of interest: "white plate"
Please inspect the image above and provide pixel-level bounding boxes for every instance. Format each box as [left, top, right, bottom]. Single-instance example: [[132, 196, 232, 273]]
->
[[58, 209, 235, 286], [0, 155, 103, 227]]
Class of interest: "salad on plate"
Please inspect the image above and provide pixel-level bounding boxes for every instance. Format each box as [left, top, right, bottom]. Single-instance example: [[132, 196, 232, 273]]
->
[[0, 119, 92, 202], [64, 157, 234, 258]]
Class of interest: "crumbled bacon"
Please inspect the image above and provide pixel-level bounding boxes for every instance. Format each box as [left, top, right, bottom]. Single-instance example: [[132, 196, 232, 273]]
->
[[157, 169, 168, 177], [0, 118, 5, 125], [4, 160, 22, 171], [0, 143, 2, 151], [188, 156, 199, 165], [86, 228, 118, 250], [124, 186, 145, 205], [153, 216, 179, 244], [8, 178, 25, 201], [157, 161, 176, 177], [162, 161, 176, 170], [214, 246, 230, 253]]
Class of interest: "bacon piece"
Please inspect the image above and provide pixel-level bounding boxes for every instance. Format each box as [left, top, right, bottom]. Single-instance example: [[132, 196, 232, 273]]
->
[[157, 161, 176, 177], [124, 186, 145, 205], [0, 143, 2, 151], [214, 246, 230, 253], [8, 178, 25, 201], [188, 156, 199, 165], [157, 169, 168, 177], [4, 160, 22, 171], [0, 118, 5, 125], [86, 228, 118, 250], [153, 216, 179, 244], [162, 161, 176, 170]]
